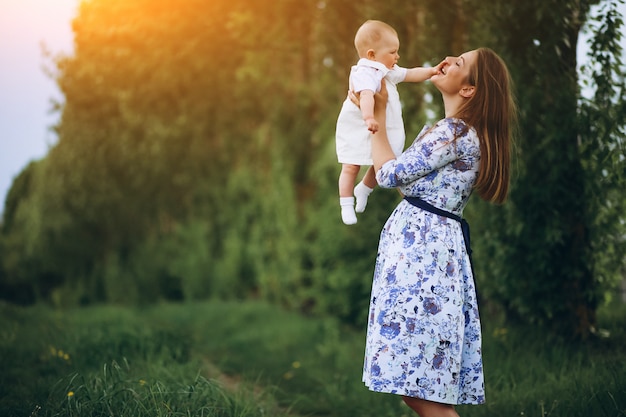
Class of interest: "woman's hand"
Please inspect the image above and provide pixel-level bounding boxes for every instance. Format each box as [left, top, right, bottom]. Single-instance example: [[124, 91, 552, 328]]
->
[[373, 79, 388, 120]]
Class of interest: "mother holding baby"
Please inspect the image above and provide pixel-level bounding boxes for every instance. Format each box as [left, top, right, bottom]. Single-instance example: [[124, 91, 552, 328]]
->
[[360, 48, 517, 417]]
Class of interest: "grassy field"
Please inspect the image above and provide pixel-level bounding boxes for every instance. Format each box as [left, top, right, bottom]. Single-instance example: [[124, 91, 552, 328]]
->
[[0, 300, 625, 417]]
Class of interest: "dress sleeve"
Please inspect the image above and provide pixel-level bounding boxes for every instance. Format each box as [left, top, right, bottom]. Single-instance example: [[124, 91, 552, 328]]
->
[[376, 119, 468, 188]]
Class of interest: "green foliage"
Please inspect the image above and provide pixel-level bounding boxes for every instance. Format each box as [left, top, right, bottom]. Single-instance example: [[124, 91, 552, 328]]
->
[[0, 162, 39, 303], [297, 141, 399, 323], [0, 302, 290, 417], [1, 301, 625, 416], [1, 0, 625, 340], [0, 0, 460, 314], [49, 365, 277, 417], [465, 0, 626, 338], [578, 0, 626, 304]]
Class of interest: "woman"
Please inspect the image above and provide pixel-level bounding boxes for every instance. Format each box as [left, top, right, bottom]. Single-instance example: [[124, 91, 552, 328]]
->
[[361, 48, 516, 417]]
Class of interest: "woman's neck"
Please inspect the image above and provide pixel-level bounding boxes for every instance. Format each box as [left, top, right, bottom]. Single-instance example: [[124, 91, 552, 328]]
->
[[443, 95, 463, 118]]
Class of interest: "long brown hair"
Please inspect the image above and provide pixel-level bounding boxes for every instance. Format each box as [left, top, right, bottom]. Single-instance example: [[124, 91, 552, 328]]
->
[[456, 48, 517, 204]]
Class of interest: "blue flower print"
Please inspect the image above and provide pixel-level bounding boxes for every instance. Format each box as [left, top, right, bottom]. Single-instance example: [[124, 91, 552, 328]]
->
[[386, 265, 397, 284], [402, 224, 416, 248], [422, 297, 442, 315], [381, 321, 402, 340], [363, 118, 484, 405], [446, 261, 456, 276]]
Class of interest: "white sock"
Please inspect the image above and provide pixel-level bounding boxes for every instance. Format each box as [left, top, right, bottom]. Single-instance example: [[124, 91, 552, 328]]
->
[[354, 182, 374, 213], [339, 197, 357, 225]]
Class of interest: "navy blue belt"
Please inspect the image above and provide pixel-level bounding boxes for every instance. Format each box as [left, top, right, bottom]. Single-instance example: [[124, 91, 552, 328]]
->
[[403, 196, 474, 275]]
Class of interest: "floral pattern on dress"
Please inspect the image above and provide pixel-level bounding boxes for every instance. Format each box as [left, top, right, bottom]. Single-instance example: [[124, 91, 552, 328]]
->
[[362, 118, 485, 405]]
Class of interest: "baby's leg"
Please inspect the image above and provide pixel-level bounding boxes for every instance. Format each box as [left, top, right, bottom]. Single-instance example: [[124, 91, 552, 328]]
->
[[354, 166, 376, 213], [338, 164, 360, 225], [339, 164, 360, 197]]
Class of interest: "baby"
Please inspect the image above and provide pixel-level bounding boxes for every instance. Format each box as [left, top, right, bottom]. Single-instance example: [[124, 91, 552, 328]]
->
[[335, 20, 436, 225]]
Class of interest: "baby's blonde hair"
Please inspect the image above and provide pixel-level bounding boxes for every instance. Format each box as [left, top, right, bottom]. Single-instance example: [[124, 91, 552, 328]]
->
[[354, 20, 398, 58]]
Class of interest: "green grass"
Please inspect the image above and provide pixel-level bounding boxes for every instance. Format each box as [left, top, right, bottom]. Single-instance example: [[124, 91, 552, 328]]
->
[[0, 300, 625, 417]]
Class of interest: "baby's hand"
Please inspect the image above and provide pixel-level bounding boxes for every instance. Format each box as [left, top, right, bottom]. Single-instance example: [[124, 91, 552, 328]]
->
[[365, 117, 379, 133], [434, 59, 446, 76]]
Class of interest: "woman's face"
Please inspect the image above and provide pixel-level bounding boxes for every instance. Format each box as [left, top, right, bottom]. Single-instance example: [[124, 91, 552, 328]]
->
[[430, 50, 477, 95]]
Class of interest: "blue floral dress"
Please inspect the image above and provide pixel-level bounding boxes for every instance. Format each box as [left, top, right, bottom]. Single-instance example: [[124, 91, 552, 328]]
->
[[362, 117, 485, 405]]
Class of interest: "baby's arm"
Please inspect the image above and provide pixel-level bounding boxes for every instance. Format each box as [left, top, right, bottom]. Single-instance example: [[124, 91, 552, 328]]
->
[[359, 90, 379, 133], [403, 66, 438, 83]]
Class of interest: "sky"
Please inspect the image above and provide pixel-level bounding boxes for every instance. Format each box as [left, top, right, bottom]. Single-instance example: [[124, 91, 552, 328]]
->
[[0, 0, 78, 212], [0, 1, 624, 214]]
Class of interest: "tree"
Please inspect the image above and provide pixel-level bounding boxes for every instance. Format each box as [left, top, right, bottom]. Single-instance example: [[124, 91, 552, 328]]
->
[[578, 0, 626, 311], [468, 0, 626, 338], [3, 0, 623, 338]]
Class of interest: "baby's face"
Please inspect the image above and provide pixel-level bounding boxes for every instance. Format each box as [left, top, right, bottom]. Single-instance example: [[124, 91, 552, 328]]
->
[[373, 32, 400, 69]]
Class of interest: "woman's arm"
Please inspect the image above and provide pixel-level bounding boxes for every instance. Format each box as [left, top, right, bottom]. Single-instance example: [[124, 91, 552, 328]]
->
[[371, 81, 396, 171]]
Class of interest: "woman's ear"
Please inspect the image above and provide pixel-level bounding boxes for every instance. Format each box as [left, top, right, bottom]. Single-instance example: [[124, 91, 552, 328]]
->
[[460, 86, 475, 98]]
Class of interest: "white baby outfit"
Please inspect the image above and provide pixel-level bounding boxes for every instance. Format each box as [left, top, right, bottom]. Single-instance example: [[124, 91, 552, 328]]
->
[[336, 58, 408, 165]]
